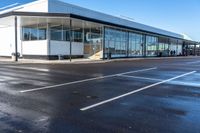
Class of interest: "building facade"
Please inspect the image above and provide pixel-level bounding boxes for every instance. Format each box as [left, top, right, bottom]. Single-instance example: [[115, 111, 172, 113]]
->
[[0, 0, 199, 60]]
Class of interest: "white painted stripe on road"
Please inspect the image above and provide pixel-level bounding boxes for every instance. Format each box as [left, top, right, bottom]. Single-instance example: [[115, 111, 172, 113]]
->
[[169, 81, 200, 87], [20, 67, 157, 93], [186, 61, 200, 64], [118, 75, 163, 81], [7, 66, 49, 72], [80, 71, 196, 111], [119, 75, 200, 87]]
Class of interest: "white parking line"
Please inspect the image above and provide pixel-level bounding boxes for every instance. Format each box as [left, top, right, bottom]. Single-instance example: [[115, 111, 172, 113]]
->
[[80, 71, 196, 111], [7, 66, 49, 72], [20, 67, 157, 93], [186, 61, 200, 64], [169, 81, 200, 87], [118, 75, 163, 81], [118, 75, 200, 87]]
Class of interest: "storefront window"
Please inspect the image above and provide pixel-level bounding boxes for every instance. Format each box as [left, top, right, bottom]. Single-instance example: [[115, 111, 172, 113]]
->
[[146, 36, 158, 56], [129, 33, 143, 56], [50, 25, 62, 41], [38, 24, 46, 40], [22, 24, 47, 41], [38, 28, 46, 40], [30, 28, 37, 40], [63, 25, 70, 41], [105, 27, 128, 58], [158, 37, 169, 56], [72, 29, 83, 42], [50, 20, 83, 42], [22, 27, 31, 41]]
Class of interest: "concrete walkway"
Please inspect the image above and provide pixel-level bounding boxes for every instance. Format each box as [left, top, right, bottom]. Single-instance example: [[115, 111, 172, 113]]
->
[[0, 57, 109, 64], [0, 56, 199, 65]]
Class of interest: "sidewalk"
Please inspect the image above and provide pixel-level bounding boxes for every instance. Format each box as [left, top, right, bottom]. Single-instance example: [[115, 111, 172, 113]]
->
[[0, 56, 199, 65], [0, 57, 110, 64]]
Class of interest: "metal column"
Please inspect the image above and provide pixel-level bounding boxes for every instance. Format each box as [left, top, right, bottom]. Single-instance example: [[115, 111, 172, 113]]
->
[[143, 34, 146, 57], [69, 19, 72, 62], [102, 26, 106, 59], [14, 16, 18, 62]]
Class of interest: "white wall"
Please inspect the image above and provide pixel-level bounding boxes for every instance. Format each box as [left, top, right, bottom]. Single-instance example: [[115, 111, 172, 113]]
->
[[49, 41, 69, 55], [0, 27, 15, 56], [16, 0, 48, 13], [0, 17, 22, 57], [0, 0, 48, 14], [22, 40, 48, 55], [18, 18, 22, 57], [49, 41, 83, 55], [72, 42, 84, 55]]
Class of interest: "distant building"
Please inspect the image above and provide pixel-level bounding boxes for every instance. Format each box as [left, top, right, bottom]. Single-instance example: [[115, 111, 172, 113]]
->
[[0, 0, 198, 60]]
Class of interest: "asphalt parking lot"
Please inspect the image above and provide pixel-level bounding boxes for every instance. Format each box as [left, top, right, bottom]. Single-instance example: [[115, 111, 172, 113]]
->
[[0, 57, 200, 133]]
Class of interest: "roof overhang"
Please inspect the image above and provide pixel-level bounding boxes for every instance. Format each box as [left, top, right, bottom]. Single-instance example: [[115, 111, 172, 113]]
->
[[0, 11, 70, 18]]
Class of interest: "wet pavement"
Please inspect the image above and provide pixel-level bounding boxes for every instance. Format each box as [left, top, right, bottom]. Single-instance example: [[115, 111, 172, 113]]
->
[[0, 57, 200, 133]]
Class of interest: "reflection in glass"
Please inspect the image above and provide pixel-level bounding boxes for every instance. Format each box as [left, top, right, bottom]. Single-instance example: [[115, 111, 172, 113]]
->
[[129, 33, 143, 56], [22, 24, 47, 41], [146, 36, 158, 56], [105, 27, 128, 58], [50, 25, 62, 41]]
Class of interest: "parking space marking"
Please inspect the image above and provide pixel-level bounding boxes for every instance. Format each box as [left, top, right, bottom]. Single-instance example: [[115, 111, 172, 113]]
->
[[20, 67, 157, 93], [186, 61, 200, 64], [6, 66, 50, 72], [80, 71, 196, 111], [118, 75, 163, 81], [169, 81, 200, 87], [118, 75, 200, 87]]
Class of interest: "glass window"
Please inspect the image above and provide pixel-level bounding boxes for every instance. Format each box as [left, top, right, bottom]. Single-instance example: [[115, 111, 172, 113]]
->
[[49, 20, 83, 42], [22, 27, 31, 41], [158, 37, 170, 56], [71, 19, 83, 43], [50, 25, 62, 41], [50, 21, 71, 42], [72, 28, 83, 42], [38, 24, 46, 40], [63, 26, 70, 41], [105, 27, 128, 58], [146, 36, 158, 56], [22, 24, 47, 41], [83, 21, 103, 58], [30, 27, 38, 40], [128, 32, 143, 57]]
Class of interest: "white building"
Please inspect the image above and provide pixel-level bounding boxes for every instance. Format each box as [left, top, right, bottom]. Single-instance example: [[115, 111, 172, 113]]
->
[[0, 0, 198, 60]]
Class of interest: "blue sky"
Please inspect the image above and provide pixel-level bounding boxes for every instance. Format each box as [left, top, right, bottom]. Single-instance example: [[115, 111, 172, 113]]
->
[[0, 0, 199, 41]]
